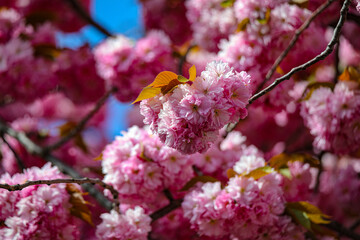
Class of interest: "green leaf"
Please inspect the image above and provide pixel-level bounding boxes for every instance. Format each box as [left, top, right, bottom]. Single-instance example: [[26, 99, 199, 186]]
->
[[286, 201, 323, 214], [244, 166, 273, 180], [279, 168, 291, 178], [286, 202, 333, 235], [181, 176, 219, 191], [221, 0, 236, 8], [237, 18, 250, 32], [269, 153, 320, 170], [177, 75, 189, 83], [300, 82, 335, 101], [132, 87, 161, 104], [287, 208, 312, 231]]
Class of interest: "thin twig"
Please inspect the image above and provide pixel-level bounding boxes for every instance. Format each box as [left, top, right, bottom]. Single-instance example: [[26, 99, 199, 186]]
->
[[256, 0, 337, 92], [178, 44, 195, 75], [351, 218, 360, 231], [248, 0, 350, 105], [314, 151, 325, 193], [45, 87, 117, 152], [0, 134, 25, 171], [65, 0, 113, 37], [324, 221, 360, 240], [225, 0, 345, 135], [150, 199, 183, 222], [334, 42, 340, 83], [347, 13, 360, 26], [0, 178, 120, 212], [0, 119, 113, 210]]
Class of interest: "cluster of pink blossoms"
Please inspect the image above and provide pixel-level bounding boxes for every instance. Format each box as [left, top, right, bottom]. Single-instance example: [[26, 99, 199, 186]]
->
[[0, 114, 105, 175], [0, 163, 81, 239], [218, 1, 327, 92], [192, 131, 263, 181], [140, 0, 191, 45], [101, 126, 194, 206], [182, 155, 305, 239], [0, 0, 90, 32], [140, 61, 251, 154], [94, 31, 176, 102], [300, 81, 360, 155], [96, 207, 151, 240], [0, 6, 106, 104]]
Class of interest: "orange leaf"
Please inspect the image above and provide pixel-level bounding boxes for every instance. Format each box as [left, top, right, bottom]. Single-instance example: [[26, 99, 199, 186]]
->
[[161, 79, 182, 95], [66, 184, 93, 226], [189, 65, 197, 81], [339, 66, 360, 83], [132, 87, 161, 104], [148, 71, 178, 88], [227, 169, 237, 179]]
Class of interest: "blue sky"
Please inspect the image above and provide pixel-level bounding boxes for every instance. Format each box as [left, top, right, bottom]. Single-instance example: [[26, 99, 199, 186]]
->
[[58, 0, 143, 140]]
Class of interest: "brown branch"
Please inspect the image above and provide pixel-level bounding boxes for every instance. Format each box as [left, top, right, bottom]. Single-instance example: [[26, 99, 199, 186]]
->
[[0, 119, 113, 210], [150, 198, 183, 222], [324, 221, 360, 240], [178, 44, 195, 75], [347, 13, 360, 26], [334, 41, 340, 83], [0, 134, 25, 171], [314, 151, 325, 193], [351, 218, 360, 231], [45, 87, 117, 152], [224, 0, 347, 135], [0, 178, 120, 212], [256, 0, 337, 92], [64, 0, 113, 37], [248, 0, 350, 105]]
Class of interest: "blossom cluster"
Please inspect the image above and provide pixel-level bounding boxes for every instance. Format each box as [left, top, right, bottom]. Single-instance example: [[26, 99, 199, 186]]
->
[[1, 0, 90, 32], [140, 0, 192, 45], [192, 131, 263, 181], [300, 81, 360, 155], [0, 6, 106, 104], [0, 163, 80, 240], [0, 115, 105, 175], [314, 155, 360, 225], [101, 126, 194, 206], [94, 31, 176, 102], [96, 207, 151, 240], [140, 61, 251, 154], [182, 155, 305, 239]]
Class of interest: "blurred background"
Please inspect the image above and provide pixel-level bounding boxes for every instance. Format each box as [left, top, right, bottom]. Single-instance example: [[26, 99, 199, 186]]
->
[[58, 0, 143, 140]]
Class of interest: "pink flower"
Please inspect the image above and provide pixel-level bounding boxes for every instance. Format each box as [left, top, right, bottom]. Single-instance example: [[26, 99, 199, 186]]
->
[[96, 207, 151, 240]]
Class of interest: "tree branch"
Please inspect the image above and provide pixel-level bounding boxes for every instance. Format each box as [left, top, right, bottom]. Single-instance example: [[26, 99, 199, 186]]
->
[[248, 0, 350, 105], [45, 87, 117, 152], [0, 177, 120, 212], [325, 221, 360, 240], [178, 44, 195, 75], [64, 0, 113, 37], [256, 0, 336, 92], [0, 134, 25, 172], [150, 198, 183, 222], [0, 119, 113, 210], [347, 13, 360, 26]]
